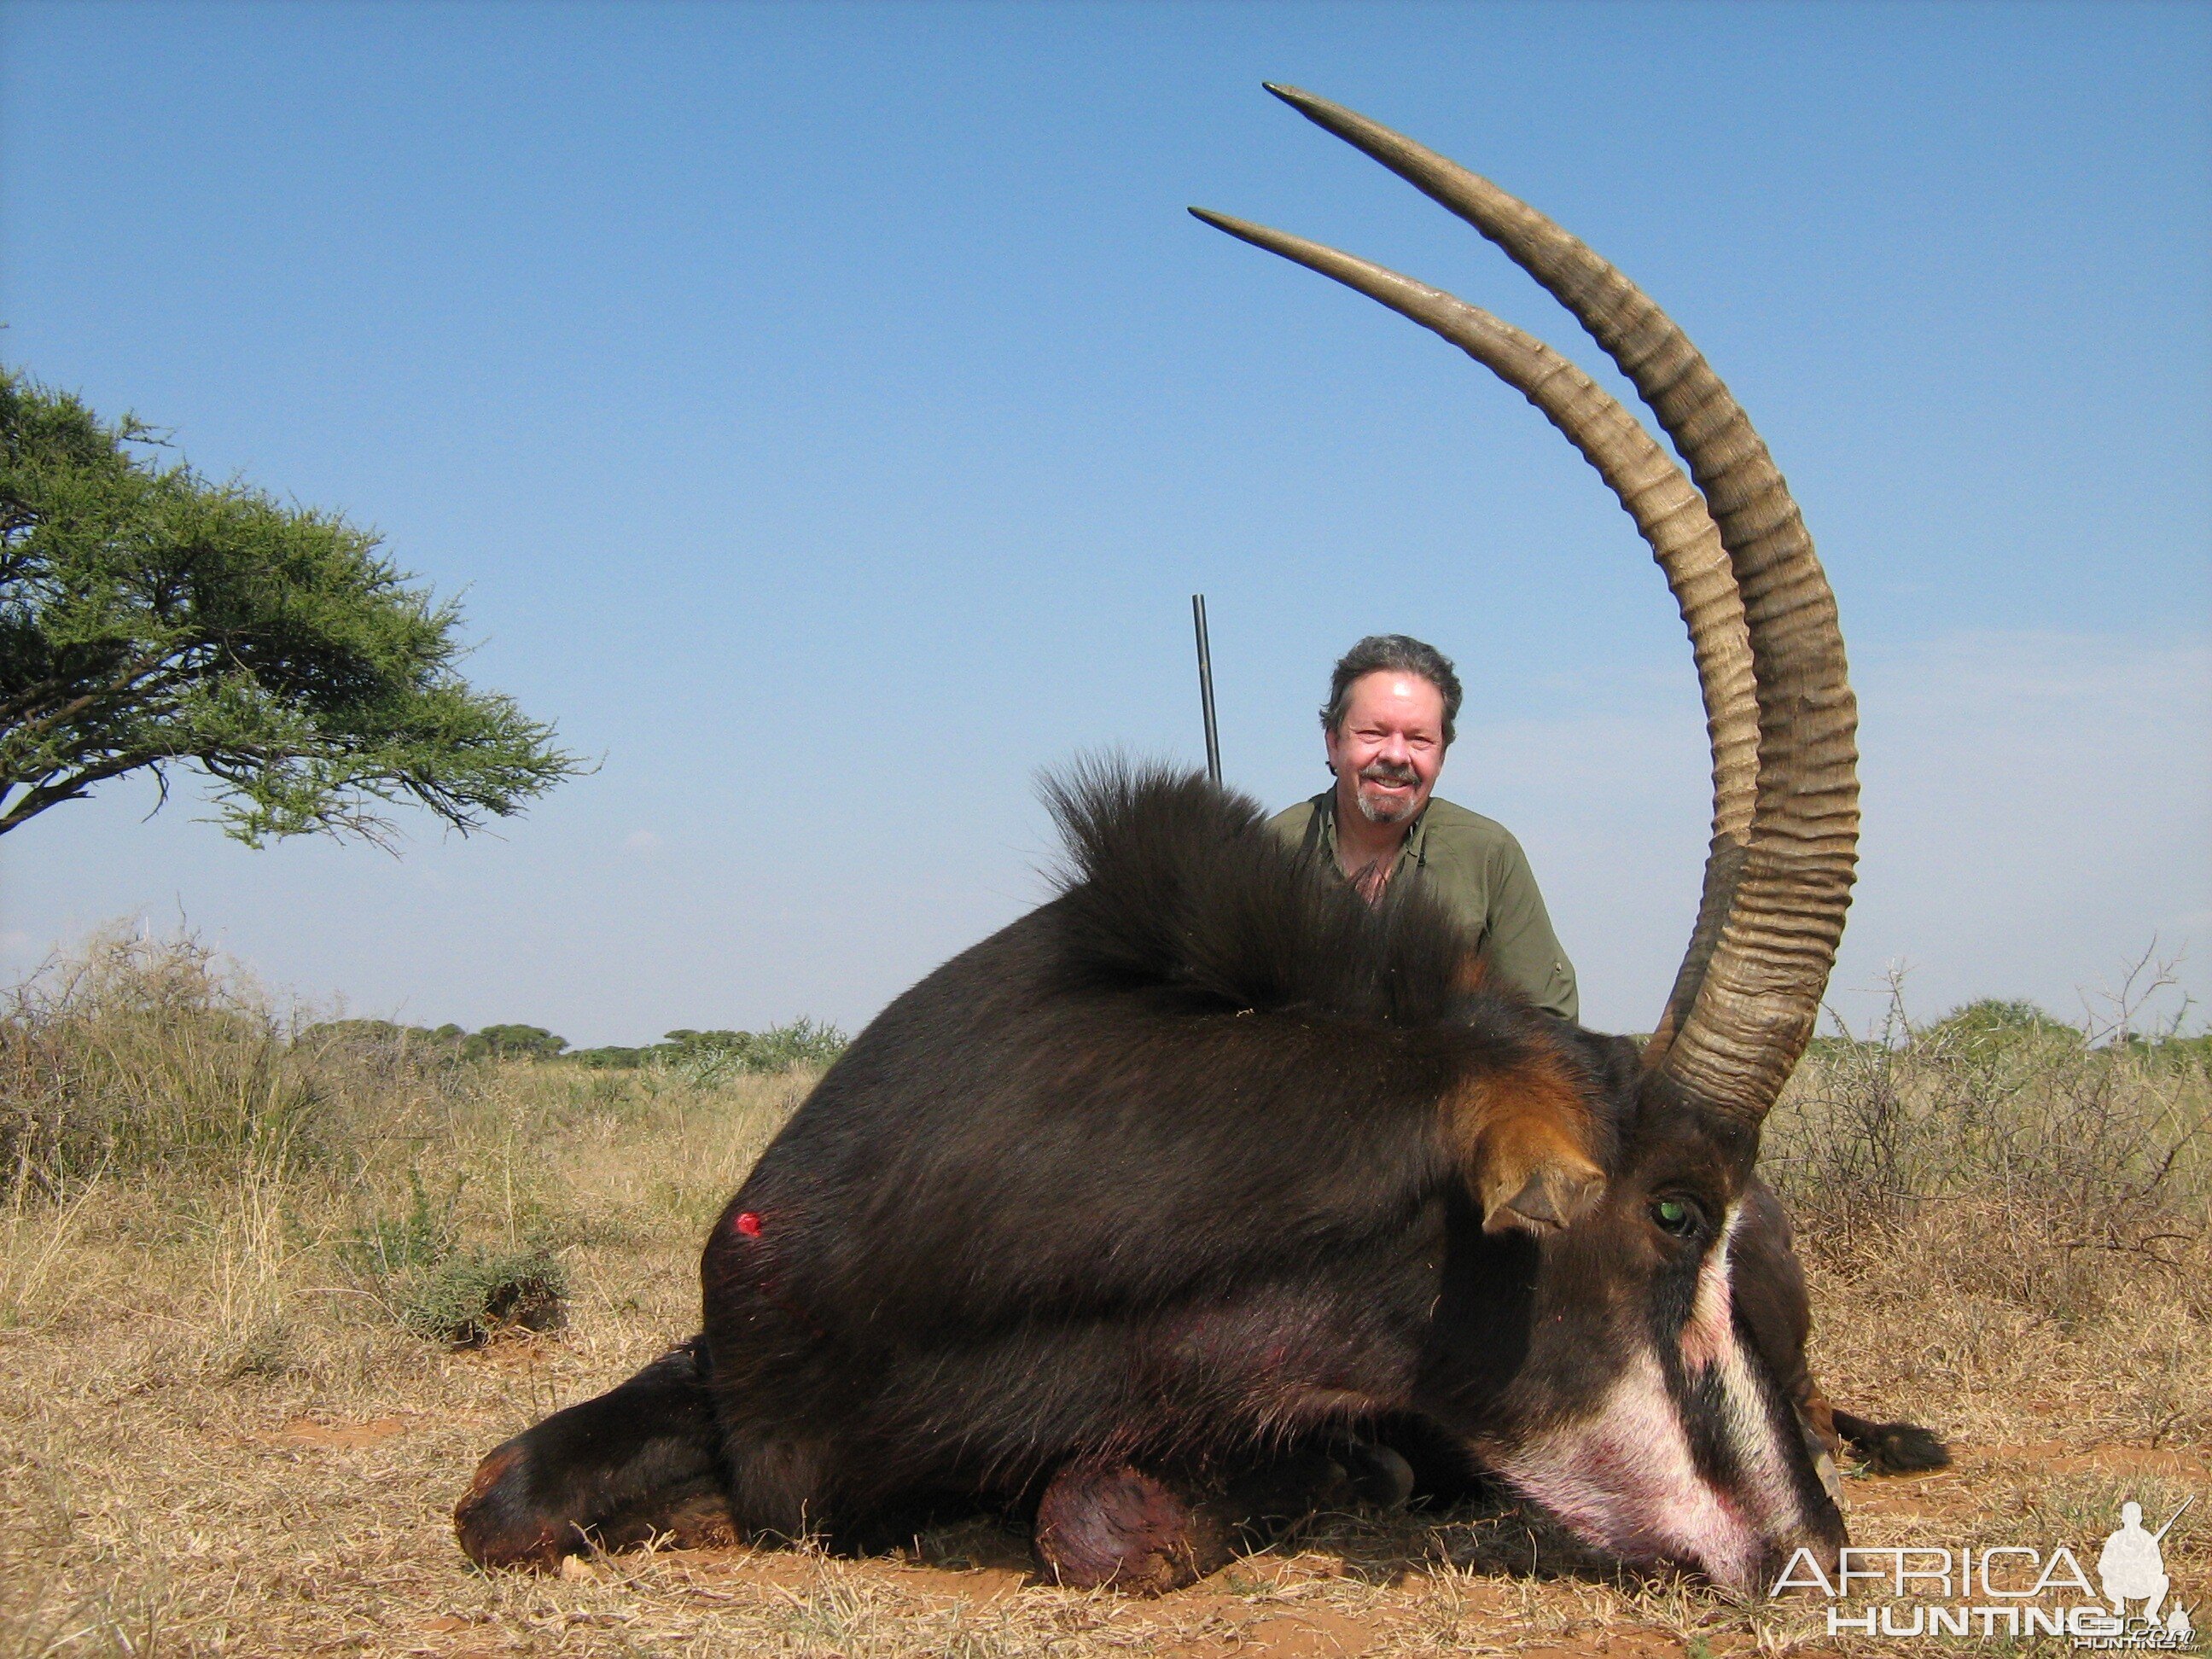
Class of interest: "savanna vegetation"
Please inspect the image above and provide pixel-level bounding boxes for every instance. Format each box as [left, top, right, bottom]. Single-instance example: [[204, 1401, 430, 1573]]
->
[[296, 1018, 851, 1075], [1, 933, 2205, 1656]]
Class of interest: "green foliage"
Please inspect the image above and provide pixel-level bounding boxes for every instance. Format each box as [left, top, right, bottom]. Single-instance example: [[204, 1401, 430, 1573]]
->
[[393, 1247, 568, 1347], [340, 1167, 568, 1346], [734, 1017, 849, 1073], [296, 1017, 469, 1063], [0, 369, 584, 843], [467, 1023, 568, 1061], [568, 1045, 649, 1069], [2137, 1032, 2212, 1070], [1919, 997, 2083, 1056], [568, 1019, 849, 1079], [297, 1018, 564, 1062], [296, 1017, 853, 1074], [337, 1167, 462, 1281]]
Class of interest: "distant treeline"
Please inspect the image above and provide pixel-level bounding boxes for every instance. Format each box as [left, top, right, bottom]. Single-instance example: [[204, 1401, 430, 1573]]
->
[[298, 1018, 850, 1074], [299, 997, 2209, 1074], [1804, 996, 2212, 1067]]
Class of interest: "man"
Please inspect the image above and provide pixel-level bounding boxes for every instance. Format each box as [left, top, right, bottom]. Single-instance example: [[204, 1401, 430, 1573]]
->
[[2098, 1501, 2174, 1622], [1268, 634, 1580, 1022]]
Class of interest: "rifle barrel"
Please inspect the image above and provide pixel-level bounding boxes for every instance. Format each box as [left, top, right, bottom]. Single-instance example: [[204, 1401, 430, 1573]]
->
[[1191, 594, 1222, 788], [2153, 1495, 2195, 1543]]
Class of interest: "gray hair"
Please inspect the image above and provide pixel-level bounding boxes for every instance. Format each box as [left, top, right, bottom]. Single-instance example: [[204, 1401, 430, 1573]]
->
[[1320, 634, 1463, 746]]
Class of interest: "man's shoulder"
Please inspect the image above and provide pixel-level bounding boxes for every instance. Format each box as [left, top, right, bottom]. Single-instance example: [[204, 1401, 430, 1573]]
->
[[1418, 797, 1523, 857], [1265, 794, 1329, 841]]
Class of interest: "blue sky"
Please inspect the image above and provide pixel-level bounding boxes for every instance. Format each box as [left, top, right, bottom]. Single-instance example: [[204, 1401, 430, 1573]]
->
[[4, 0, 2208, 1042]]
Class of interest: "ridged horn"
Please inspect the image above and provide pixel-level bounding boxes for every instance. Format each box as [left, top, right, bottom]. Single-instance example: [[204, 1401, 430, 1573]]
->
[[1217, 87, 1860, 1124], [1188, 208, 1758, 1057]]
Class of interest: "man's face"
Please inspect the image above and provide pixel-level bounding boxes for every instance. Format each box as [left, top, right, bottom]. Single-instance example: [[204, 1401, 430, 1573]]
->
[[1324, 672, 1448, 826]]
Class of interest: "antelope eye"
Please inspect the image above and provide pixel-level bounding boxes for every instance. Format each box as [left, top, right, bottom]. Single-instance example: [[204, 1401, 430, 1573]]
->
[[1650, 1196, 1701, 1237]]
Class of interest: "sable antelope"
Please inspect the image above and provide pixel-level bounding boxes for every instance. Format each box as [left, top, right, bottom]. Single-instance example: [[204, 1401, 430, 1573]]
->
[[456, 86, 1942, 1596]]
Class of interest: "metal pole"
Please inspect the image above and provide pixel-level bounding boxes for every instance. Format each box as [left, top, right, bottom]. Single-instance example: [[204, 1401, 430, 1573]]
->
[[1191, 594, 1222, 788]]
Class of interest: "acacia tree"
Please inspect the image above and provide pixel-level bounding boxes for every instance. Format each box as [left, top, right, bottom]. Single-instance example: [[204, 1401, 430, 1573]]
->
[[0, 371, 584, 844]]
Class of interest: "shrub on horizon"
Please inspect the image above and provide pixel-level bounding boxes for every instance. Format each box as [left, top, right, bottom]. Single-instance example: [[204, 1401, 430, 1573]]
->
[[568, 1045, 648, 1069], [561, 1021, 849, 1078], [1918, 997, 2084, 1057], [465, 1023, 568, 1062]]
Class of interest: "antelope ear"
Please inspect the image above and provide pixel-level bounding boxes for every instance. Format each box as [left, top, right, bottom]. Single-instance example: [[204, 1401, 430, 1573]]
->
[[1444, 1057, 1607, 1233], [1477, 1133, 1605, 1235]]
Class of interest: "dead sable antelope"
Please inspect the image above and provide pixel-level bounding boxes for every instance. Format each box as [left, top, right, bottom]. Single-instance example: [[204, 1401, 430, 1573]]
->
[[456, 86, 1944, 1597]]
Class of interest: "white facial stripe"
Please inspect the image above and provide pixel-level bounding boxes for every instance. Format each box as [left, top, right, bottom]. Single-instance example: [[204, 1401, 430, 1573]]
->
[[1704, 1333, 1806, 1542], [1489, 1349, 1764, 1592], [1485, 1202, 1817, 1592], [1679, 1203, 1738, 1373], [1685, 1204, 1805, 1540]]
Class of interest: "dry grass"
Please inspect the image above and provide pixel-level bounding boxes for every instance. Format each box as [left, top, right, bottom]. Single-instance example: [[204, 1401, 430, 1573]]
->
[[2, 935, 2206, 1656], [1769, 980, 2212, 1456]]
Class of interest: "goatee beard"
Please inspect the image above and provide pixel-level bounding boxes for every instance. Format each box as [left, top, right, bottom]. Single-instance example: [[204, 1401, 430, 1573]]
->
[[1353, 764, 1420, 825], [1354, 788, 1417, 825]]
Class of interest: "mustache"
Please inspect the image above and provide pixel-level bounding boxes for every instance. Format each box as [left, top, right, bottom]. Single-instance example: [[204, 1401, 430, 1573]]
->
[[1357, 761, 1419, 787]]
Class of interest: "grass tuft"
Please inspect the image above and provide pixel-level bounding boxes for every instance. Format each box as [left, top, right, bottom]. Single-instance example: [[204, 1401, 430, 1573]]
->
[[392, 1245, 570, 1348]]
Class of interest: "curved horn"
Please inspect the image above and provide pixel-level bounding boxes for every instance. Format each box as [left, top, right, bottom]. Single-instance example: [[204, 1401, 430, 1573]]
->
[[1188, 209, 1757, 1059], [1214, 88, 1860, 1125]]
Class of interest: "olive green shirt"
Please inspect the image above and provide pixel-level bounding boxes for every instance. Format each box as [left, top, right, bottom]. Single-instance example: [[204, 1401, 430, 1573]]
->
[[1266, 792, 1580, 1022]]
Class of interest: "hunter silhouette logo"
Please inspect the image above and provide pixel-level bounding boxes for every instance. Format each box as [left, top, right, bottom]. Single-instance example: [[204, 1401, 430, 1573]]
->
[[1772, 1494, 2198, 1647], [2099, 1499, 2194, 1639]]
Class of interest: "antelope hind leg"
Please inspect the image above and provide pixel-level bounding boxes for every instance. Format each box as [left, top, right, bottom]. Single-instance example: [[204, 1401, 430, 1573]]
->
[[1032, 1463, 1231, 1593], [1031, 1443, 1415, 1593]]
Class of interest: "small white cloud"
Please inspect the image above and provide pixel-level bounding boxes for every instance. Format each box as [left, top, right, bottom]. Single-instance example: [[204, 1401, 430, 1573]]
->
[[624, 830, 663, 853]]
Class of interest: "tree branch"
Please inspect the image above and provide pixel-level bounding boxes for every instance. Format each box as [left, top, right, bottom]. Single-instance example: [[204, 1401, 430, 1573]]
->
[[0, 753, 161, 832]]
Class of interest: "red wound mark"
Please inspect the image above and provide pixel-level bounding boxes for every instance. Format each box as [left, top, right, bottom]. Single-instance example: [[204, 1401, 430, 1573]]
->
[[734, 1211, 763, 1238]]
